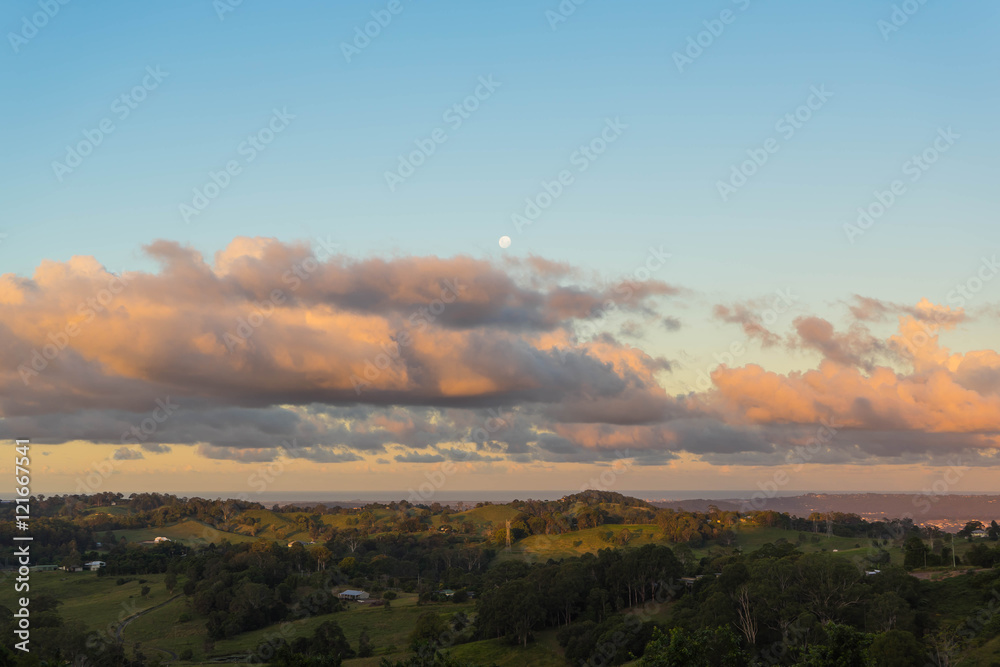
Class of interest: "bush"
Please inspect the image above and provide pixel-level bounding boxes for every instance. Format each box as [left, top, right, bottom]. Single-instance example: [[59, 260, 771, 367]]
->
[[178, 612, 192, 623], [179, 649, 193, 661], [116, 578, 127, 586], [383, 590, 398, 600]]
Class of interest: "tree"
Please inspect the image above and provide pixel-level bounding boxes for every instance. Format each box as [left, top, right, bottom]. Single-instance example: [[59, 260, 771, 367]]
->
[[868, 629, 927, 666], [902, 536, 929, 570], [866, 592, 914, 633], [732, 585, 757, 646], [310, 545, 332, 572], [410, 611, 448, 650], [957, 520, 985, 540], [638, 626, 748, 666], [165, 571, 178, 594]]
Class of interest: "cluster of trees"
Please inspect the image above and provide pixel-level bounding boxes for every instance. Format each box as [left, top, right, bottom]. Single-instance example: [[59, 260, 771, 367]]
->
[[472, 535, 1000, 665], [0, 518, 97, 567], [476, 544, 683, 646], [966, 542, 1000, 568], [958, 519, 1000, 540]]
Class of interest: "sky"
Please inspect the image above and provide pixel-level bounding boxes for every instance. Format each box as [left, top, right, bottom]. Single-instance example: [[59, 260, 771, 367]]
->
[[2, 0, 999, 498]]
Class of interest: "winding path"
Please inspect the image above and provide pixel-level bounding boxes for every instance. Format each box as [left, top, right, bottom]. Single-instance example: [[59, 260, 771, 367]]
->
[[115, 593, 182, 642]]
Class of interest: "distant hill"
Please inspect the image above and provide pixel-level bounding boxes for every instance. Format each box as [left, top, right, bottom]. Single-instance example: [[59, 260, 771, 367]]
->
[[652, 493, 1000, 528]]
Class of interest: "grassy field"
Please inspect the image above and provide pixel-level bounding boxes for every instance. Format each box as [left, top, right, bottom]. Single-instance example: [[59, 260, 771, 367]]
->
[[497, 524, 667, 563], [492, 524, 884, 566], [118, 589, 477, 665], [111, 519, 258, 546], [451, 504, 520, 528], [82, 505, 133, 516], [0, 571, 175, 637], [447, 631, 566, 666]]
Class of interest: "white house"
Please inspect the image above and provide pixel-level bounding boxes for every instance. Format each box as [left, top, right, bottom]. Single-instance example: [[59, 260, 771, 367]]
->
[[84, 561, 105, 571], [971, 529, 988, 538], [153, 536, 171, 543], [338, 589, 370, 601]]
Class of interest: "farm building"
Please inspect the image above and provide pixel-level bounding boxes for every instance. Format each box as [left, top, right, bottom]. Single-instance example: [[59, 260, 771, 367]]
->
[[29, 564, 57, 572], [338, 589, 370, 601], [153, 536, 171, 543], [84, 561, 106, 571]]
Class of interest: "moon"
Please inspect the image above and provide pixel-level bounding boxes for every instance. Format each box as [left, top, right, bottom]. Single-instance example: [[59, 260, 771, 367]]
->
[[498, 235, 511, 249]]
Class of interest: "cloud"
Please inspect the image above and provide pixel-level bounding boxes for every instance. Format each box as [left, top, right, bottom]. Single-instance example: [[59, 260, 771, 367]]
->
[[394, 452, 446, 463], [713, 302, 782, 347], [789, 316, 888, 370], [2, 237, 999, 470], [662, 317, 681, 332], [113, 447, 144, 460]]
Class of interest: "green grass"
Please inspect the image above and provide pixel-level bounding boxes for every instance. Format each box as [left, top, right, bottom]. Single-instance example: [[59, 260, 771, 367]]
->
[[496, 524, 666, 564], [0, 571, 173, 636], [121, 593, 199, 655], [82, 505, 133, 516], [957, 632, 1000, 666], [112, 519, 257, 546], [452, 505, 521, 528], [203, 595, 475, 664], [446, 631, 566, 666]]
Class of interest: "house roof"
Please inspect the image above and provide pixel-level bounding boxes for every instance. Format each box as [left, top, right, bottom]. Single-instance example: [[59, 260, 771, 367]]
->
[[341, 589, 366, 596]]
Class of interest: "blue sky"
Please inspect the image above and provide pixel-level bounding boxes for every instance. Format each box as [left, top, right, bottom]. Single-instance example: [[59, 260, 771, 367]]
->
[[4, 0, 997, 297], [3, 1, 1000, 493]]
